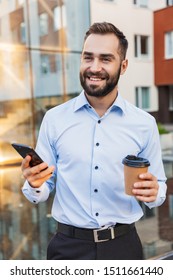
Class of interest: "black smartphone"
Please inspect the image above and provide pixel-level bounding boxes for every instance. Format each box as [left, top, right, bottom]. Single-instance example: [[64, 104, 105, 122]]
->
[[11, 143, 44, 167]]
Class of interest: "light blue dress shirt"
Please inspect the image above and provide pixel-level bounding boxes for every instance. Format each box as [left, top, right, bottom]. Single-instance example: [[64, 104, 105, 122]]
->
[[22, 91, 167, 228]]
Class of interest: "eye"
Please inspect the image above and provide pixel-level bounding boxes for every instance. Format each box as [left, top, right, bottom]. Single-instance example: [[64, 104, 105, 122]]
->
[[102, 57, 111, 62], [83, 56, 92, 61]]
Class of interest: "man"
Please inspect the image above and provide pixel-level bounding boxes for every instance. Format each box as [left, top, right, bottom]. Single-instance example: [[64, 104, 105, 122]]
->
[[21, 22, 167, 260]]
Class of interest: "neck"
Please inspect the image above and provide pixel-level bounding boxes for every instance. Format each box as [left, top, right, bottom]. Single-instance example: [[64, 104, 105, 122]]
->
[[85, 89, 118, 117]]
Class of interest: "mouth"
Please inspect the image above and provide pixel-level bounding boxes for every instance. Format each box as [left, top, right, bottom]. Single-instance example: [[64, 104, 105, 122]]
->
[[86, 73, 107, 83], [88, 76, 105, 82]]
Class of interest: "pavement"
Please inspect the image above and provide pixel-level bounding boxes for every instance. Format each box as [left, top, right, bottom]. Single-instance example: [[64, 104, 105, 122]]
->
[[136, 215, 172, 259]]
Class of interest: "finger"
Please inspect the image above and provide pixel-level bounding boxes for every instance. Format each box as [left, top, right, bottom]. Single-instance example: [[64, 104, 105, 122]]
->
[[134, 181, 158, 189], [132, 187, 157, 197], [21, 155, 32, 170], [30, 165, 55, 178], [138, 172, 157, 181], [27, 165, 55, 182], [28, 167, 55, 188], [135, 195, 156, 203], [29, 162, 49, 175]]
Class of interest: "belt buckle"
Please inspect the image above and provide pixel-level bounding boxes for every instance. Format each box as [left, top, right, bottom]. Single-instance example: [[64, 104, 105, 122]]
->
[[93, 226, 115, 243]]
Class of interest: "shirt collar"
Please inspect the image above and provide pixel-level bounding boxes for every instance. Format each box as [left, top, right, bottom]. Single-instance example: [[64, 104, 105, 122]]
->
[[74, 90, 126, 114], [111, 92, 126, 115], [73, 90, 91, 112]]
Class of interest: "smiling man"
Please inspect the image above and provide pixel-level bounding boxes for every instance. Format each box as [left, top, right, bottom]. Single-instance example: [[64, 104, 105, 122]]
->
[[80, 35, 126, 98], [21, 22, 167, 260]]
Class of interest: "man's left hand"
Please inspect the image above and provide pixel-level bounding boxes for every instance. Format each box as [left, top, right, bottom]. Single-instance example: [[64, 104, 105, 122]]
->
[[132, 173, 158, 202]]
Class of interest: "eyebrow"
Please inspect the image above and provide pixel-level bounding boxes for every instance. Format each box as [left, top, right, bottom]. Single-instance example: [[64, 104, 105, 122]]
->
[[82, 51, 115, 59]]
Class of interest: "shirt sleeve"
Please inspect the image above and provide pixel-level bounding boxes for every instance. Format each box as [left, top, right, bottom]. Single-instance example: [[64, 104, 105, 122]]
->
[[22, 180, 50, 204], [21, 111, 57, 204], [145, 181, 167, 208], [139, 117, 167, 208]]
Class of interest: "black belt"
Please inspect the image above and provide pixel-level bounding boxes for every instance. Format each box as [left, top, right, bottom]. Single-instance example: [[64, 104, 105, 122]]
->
[[57, 222, 135, 243]]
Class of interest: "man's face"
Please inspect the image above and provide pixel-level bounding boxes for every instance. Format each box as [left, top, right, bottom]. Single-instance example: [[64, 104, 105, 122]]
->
[[80, 33, 127, 98]]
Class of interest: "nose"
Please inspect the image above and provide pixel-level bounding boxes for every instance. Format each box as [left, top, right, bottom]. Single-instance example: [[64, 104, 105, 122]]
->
[[90, 58, 102, 72]]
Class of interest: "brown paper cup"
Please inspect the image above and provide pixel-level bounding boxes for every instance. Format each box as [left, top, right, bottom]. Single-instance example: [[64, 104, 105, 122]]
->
[[122, 155, 150, 196], [124, 165, 148, 195]]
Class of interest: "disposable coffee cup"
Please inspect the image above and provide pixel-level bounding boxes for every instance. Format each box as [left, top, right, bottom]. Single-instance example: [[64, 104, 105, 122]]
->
[[122, 155, 150, 196]]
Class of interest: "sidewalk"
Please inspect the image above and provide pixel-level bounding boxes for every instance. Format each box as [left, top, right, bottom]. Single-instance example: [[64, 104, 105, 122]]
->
[[136, 216, 172, 259]]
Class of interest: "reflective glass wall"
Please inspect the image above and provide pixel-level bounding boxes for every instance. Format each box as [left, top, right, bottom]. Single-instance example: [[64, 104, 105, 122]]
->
[[0, 0, 90, 259]]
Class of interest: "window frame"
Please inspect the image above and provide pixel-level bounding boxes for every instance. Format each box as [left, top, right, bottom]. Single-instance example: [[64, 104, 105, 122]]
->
[[135, 86, 150, 111], [166, 0, 173, 6], [165, 31, 173, 59], [134, 34, 150, 59], [169, 86, 173, 110]]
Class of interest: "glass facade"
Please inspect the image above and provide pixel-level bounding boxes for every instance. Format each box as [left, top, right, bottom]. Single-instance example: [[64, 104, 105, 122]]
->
[[0, 0, 90, 259]]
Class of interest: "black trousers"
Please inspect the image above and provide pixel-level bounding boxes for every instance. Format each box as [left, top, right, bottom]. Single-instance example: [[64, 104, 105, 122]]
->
[[47, 227, 143, 260]]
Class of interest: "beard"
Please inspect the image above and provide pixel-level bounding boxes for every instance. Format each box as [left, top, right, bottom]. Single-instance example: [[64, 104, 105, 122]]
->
[[80, 66, 121, 97]]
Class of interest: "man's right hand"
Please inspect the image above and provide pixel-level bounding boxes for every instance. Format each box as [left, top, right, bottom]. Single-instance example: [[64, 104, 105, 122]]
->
[[21, 155, 55, 188]]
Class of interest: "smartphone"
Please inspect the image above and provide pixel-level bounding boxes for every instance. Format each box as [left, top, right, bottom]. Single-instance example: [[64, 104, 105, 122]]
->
[[11, 143, 44, 167]]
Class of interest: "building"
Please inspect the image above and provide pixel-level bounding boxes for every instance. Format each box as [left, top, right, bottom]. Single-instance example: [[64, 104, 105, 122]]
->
[[154, 4, 173, 123], [153, 2, 173, 246], [90, 0, 168, 119]]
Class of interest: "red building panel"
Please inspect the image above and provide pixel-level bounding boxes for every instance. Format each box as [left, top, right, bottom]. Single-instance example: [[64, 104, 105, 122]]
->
[[154, 6, 173, 86]]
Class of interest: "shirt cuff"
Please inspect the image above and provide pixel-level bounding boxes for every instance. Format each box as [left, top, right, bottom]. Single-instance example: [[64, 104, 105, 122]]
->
[[145, 181, 167, 209], [22, 180, 50, 204]]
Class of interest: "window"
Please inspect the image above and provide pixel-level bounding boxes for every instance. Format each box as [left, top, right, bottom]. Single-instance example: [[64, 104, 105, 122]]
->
[[39, 13, 48, 36], [166, 0, 173, 6], [20, 22, 26, 43], [169, 86, 173, 110], [165, 31, 173, 59], [135, 87, 150, 110], [53, 5, 67, 31], [40, 55, 50, 74], [135, 35, 149, 58], [133, 0, 148, 7], [53, 6, 61, 30], [163, 162, 173, 178], [169, 195, 173, 219]]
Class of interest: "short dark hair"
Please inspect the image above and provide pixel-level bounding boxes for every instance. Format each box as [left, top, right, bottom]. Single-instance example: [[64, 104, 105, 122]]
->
[[84, 22, 128, 60]]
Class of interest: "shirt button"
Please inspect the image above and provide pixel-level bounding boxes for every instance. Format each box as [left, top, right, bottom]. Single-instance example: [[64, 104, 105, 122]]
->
[[95, 166, 98, 170], [33, 200, 36, 203], [36, 190, 41, 193], [98, 120, 101, 124], [96, 143, 99, 146], [95, 213, 99, 216], [94, 189, 98, 192]]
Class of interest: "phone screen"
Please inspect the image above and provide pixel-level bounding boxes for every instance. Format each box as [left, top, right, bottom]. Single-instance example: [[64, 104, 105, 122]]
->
[[11, 143, 44, 167]]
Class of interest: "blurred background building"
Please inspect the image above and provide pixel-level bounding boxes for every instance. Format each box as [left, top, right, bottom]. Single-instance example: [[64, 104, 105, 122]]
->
[[0, 0, 173, 259]]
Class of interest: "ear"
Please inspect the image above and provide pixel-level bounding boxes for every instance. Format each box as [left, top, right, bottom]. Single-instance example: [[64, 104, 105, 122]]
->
[[120, 59, 128, 75]]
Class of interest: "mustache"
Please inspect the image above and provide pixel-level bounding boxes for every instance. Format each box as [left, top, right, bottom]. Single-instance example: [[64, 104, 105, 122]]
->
[[84, 70, 109, 79]]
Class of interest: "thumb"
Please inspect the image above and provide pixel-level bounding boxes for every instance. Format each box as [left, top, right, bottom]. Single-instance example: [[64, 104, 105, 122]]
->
[[21, 155, 32, 170]]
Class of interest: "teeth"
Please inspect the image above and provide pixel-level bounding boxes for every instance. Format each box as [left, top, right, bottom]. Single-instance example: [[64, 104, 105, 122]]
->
[[89, 77, 102, 81]]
